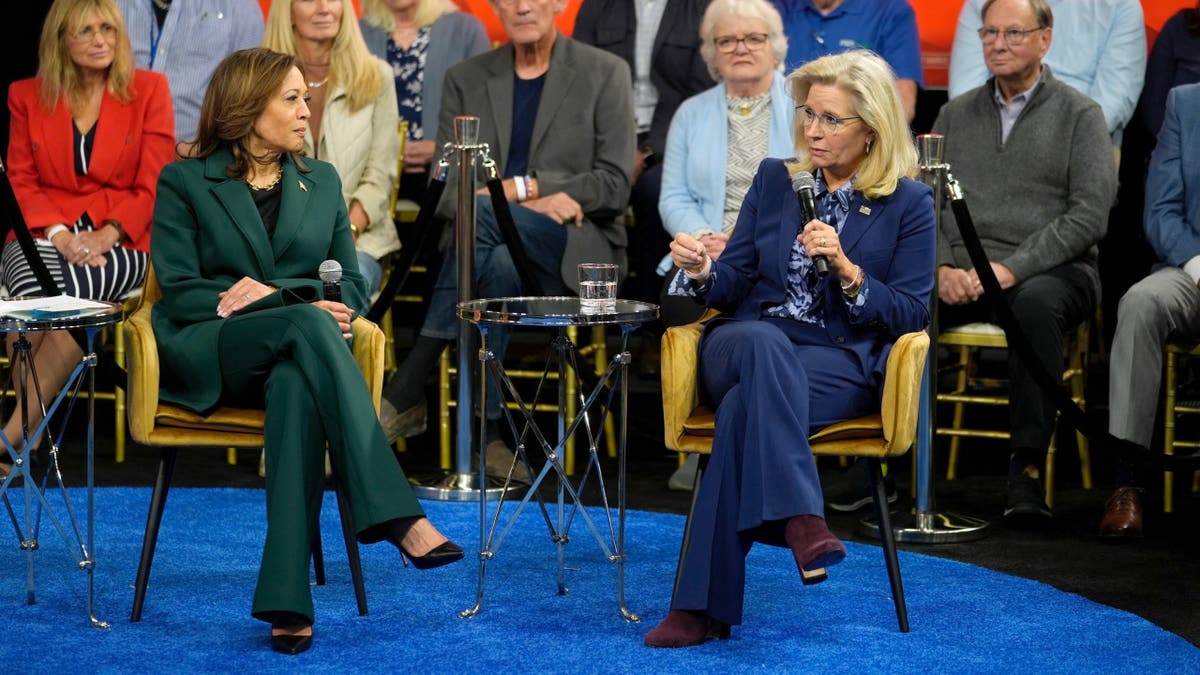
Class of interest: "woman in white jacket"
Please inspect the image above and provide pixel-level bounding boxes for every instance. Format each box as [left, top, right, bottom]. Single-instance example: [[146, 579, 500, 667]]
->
[[263, 0, 400, 300]]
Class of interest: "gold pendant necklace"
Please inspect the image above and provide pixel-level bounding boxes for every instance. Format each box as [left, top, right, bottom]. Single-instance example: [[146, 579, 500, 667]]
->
[[247, 166, 282, 191], [738, 102, 751, 116], [307, 77, 330, 90]]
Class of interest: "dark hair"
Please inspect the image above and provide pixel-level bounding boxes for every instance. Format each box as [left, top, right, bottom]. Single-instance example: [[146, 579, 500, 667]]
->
[[1187, 4, 1200, 37], [190, 48, 308, 179]]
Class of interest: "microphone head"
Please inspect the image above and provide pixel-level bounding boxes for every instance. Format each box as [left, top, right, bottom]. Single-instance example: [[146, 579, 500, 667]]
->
[[318, 259, 343, 283], [791, 170, 816, 194]]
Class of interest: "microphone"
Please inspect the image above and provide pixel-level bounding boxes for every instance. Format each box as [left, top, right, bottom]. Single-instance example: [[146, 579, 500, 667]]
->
[[318, 259, 343, 303], [790, 171, 829, 276]]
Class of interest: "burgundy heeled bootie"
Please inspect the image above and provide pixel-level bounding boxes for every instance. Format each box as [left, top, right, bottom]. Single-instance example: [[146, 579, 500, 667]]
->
[[643, 610, 730, 648], [785, 515, 847, 585]]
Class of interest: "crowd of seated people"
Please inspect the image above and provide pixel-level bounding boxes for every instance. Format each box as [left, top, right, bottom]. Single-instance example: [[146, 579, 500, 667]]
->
[[2, 0, 1199, 652]]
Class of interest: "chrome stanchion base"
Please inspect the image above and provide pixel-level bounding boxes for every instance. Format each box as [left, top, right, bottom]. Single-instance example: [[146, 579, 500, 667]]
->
[[859, 509, 990, 544], [411, 472, 518, 501]]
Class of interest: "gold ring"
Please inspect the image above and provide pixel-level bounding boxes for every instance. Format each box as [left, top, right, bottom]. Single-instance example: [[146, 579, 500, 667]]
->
[[818, 237, 827, 247], [81, 246, 90, 254]]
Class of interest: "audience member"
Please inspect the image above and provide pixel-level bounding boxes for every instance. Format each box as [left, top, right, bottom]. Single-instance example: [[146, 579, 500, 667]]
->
[[1105, 83, 1200, 538], [643, 49, 934, 648], [376, 0, 634, 479], [150, 47, 462, 655], [574, 0, 714, 307], [262, 0, 399, 303], [948, 0, 1145, 141], [932, 0, 1115, 521], [0, 0, 173, 481], [656, 0, 793, 490], [771, 0, 922, 121], [359, 0, 490, 202], [115, 0, 264, 143]]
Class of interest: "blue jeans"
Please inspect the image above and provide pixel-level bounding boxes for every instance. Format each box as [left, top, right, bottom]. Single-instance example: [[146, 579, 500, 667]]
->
[[421, 197, 569, 418], [355, 250, 383, 315]]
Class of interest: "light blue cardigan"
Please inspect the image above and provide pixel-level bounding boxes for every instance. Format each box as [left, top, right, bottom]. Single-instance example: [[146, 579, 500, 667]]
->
[[657, 71, 795, 274]]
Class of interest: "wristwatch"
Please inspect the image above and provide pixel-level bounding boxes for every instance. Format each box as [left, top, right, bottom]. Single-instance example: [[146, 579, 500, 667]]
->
[[639, 144, 658, 169]]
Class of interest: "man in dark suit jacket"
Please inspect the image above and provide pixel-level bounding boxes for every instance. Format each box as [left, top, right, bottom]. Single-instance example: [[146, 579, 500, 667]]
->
[[378, 0, 635, 457], [574, 0, 714, 305]]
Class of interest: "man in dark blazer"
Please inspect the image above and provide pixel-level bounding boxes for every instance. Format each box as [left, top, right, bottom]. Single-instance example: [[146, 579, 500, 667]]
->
[[378, 0, 635, 455], [574, 0, 714, 304]]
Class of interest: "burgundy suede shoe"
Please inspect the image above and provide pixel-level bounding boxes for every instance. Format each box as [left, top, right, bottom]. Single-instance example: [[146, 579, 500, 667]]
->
[[785, 515, 847, 585], [643, 610, 730, 648]]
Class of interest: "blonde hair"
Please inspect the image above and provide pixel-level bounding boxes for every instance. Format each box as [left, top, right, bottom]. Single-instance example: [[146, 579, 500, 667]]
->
[[262, 0, 383, 112], [786, 50, 917, 200], [36, 0, 135, 110], [192, 48, 309, 180], [698, 0, 787, 81], [362, 0, 456, 31]]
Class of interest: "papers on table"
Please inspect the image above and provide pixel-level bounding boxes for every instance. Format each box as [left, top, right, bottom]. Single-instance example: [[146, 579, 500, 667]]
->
[[0, 295, 112, 321]]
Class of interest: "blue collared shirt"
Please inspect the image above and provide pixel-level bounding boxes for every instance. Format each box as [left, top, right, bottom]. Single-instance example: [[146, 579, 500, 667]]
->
[[772, 0, 923, 85], [993, 75, 1041, 143]]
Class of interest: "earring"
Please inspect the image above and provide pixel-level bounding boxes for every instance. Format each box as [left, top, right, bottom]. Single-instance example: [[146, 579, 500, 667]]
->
[[865, 139, 873, 155]]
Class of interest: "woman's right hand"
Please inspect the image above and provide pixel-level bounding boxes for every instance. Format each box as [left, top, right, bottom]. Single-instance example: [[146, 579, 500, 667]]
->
[[670, 232, 709, 277], [216, 277, 276, 318]]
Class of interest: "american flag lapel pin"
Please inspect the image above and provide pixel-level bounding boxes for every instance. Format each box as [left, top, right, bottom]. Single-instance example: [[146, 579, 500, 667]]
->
[[298, 181, 307, 192], [858, 205, 871, 215]]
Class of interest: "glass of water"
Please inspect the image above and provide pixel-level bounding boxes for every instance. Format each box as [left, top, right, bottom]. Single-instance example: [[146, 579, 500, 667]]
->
[[578, 263, 618, 313]]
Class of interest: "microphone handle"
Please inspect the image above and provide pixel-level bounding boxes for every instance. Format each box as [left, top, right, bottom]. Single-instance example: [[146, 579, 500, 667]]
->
[[797, 189, 830, 276], [323, 280, 342, 303]]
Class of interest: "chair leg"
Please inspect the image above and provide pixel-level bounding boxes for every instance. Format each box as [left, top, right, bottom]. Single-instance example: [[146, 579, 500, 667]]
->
[[131, 447, 179, 622], [1165, 350, 1178, 514], [867, 457, 909, 633], [335, 482, 368, 616], [669, 454, 707, 607], [312, 521, 326, 587], [946, 345, 971, 480]]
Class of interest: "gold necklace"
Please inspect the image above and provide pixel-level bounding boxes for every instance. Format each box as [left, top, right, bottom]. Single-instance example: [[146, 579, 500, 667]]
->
[[247, 166, 282, 191], [307, 76, 330, 89]]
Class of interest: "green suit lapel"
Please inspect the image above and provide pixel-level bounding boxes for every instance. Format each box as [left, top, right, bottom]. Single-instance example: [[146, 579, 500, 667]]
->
[[204, 152, 275, 278], [271, 155, 314, 262]]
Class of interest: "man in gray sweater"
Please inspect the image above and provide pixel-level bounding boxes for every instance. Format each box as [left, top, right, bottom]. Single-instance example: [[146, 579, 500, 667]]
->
[[931, 0, 1116, 521]]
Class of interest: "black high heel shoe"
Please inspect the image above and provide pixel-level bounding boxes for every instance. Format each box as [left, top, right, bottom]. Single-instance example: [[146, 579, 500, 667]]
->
[[270, 627, 313, 655], [399, 540, 465, 570]]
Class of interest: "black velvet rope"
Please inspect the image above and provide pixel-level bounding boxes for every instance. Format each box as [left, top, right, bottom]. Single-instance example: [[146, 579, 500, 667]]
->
[[948, 196, 1200, 471], [485, 177, 543, 297]]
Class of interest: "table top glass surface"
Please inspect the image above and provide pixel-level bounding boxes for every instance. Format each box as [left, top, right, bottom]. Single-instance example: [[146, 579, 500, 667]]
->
[[0, 297, 124, 332], [458, 296, 659, 326]]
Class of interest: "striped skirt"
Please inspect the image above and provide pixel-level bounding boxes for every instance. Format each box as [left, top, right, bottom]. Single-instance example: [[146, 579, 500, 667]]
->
[[2, 216, 147, 301]]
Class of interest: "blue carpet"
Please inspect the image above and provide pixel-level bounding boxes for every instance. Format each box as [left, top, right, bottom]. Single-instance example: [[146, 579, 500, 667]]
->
[[1, 487, 1196, 672]]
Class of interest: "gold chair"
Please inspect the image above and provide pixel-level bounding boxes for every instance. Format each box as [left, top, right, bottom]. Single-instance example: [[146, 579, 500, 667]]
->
[[936, 321, 1092, 507], [661, 311, 928, 632], [1161, 340, 1200, 513], [437, 325, 616, 475], [125, 265, 385, 621]]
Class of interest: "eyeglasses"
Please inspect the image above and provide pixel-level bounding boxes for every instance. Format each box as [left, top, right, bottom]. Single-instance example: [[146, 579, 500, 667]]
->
[[714, 33, 769, 54], [71, 23, 117, 43], [976, 25, 1046, 45], [796, 105, 862, 133]]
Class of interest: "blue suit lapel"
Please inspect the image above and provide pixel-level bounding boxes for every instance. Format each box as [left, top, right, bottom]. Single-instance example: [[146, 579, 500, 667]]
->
[[838, 192, 882, 257]]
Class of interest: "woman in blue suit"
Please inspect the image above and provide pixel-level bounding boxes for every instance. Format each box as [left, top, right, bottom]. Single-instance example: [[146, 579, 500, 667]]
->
[[644, 49, 935, 648], [152, 48, 462, 655]]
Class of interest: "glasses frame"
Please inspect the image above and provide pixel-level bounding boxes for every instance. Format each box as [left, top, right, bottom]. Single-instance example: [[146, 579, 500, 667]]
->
[[795, 105, 863, 134], [70, 23, 118, 43], [713, 32, 770, 54], [976, 25, 1047, 46]]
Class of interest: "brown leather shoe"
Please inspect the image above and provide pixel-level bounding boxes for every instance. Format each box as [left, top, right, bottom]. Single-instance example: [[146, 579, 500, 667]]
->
[[643, 610, 730, 648], [1099, 487, 1144, 538]]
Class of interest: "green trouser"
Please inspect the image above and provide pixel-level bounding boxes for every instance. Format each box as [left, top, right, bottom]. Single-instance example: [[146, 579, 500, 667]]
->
[[216, 304, 423, 625]]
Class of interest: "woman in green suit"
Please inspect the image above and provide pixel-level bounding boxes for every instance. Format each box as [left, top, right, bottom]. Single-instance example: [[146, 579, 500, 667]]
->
[[151, 47, 462, 655]]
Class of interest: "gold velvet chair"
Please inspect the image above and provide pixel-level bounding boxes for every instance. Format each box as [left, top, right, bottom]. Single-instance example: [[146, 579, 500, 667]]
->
[[660, 310, 928, 632], [125, 265, 385, 621], [1161, 340, 1200, 513], [936, 322, 1092, 507]]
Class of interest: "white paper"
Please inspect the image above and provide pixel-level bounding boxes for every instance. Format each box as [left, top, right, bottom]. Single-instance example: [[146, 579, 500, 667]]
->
[[0, 295, 112, 319]]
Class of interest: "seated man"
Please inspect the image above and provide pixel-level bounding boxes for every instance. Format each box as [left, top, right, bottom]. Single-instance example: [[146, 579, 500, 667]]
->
[[771, 0, 923, 121], [948, 0, 1145, 142], [1105, 83, 1200, 538], [932, 0, 1116, 520], [377, 0, 635, 473]]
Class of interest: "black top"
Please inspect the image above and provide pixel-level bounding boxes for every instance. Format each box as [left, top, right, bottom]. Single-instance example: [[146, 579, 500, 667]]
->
[[504, 73, 546, 178], [73, 122, 96, 176], [153, 0, 170, 28], [250, 181, 283, 238]]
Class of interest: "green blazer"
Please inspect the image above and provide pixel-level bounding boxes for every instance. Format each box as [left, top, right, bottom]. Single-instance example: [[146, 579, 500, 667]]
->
[[150, 150, 367, 413]]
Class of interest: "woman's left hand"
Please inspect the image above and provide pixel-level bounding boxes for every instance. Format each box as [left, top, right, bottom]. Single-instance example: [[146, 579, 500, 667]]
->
[[311, 300, 353, 340], [68, 227, 121, 267], [800, 220, 855, 281], [216, 276, 276, 318]]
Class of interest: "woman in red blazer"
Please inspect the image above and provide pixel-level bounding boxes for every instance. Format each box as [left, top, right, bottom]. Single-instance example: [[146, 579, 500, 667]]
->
[[1, 0, 173, 478]]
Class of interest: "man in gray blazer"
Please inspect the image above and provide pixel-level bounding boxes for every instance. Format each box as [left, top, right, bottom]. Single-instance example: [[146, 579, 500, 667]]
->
[[377, 0, 635, 473]]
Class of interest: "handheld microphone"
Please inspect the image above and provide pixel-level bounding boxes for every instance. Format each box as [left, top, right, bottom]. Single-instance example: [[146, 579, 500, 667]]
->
[[790, 171, 829, 276], [318, 259, 343, 303]]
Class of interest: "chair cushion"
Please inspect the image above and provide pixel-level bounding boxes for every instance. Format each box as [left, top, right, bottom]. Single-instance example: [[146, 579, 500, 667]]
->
[[682, 410, 883, 444], [155, 404, 266, 433]]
